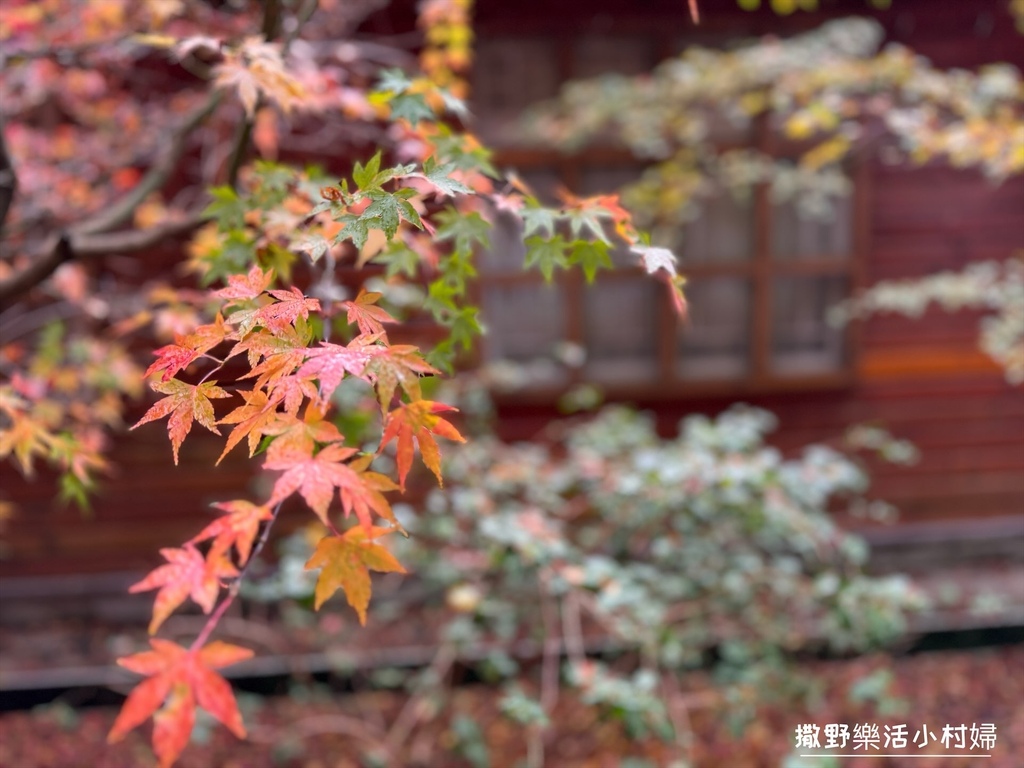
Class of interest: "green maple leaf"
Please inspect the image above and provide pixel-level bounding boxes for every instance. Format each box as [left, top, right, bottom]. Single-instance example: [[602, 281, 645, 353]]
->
[[436, 210, 491, 253], [570, 240, 612, 282], [361, 193, 402, 238], [524, 235, 569, 281], [521, 207, 558, 238], [352, 152, 383, 190], [423, 157, 472, 196], [389, 93, 435, 125]]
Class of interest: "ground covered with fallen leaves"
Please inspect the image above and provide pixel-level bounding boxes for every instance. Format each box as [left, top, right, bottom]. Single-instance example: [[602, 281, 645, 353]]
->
[[0, 644, 1021, 768]]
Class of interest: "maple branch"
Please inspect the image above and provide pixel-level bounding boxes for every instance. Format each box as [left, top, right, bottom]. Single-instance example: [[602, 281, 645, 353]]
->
[[0, 214, 205, 306], [225, 0, 285, 188], [0, 122, 16, 235], [561, 589, 586, 668], [191, 501, 284, 651], [0, 88, 224, 304], [77, 91, 223, 237]]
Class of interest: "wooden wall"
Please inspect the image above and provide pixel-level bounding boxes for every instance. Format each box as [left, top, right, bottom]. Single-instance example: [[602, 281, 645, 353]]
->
[[1, 0, 1021, 579]]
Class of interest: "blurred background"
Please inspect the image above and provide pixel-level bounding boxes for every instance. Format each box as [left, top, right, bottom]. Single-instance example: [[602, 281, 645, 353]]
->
[[1, 0, 1022, 766]]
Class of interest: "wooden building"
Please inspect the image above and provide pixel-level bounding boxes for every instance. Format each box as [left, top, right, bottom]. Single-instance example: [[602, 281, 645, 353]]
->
[[1, 0, 1021, 583]]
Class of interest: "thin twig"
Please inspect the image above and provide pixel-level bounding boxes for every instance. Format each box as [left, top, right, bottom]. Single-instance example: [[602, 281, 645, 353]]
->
[[191, 502, 283, 651], [0, 121, 17, 234], [561, 588, 586, 668], [384, 642, 455, 755], [662, 670, 697, 764], [77, 92, 222, 237]]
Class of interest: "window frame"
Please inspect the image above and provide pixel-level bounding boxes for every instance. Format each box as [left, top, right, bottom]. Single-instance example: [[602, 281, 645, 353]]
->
[[469, 29, 869, 402]]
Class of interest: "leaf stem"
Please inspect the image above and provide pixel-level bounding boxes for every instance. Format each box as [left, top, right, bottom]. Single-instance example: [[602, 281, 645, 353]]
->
[[191, 501, 283, 651]]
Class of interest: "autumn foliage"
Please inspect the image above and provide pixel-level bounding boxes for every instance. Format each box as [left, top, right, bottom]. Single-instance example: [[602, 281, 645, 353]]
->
[[2, 1, 1021, 766]]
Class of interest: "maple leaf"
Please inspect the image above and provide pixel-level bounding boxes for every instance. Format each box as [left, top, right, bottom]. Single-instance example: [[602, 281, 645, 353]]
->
[[109, 638, 253, 768], [241, 348, 309, 393], [265, 443, 398, 529], [380, 400, 465, 489], [261, 410, 345, 461], [343, 288, 396, 338], [217, 388, 279, 464], [304, 527, 406, 624], [364, 344, 440, 411], [0, 410, 55, 476], [213, 265, 274, 303], [129, 543, 238, 634], [253, 288, 320, 334], [297, 338, 378, 403], [144, 315, 230, 381], [265, 373, 318, 416], [213, 36, 304, 116], [132, 380, 230, 465], [630, 244, 678, 277], [145, 343, 202, 382], [190, 500, 274, 565]]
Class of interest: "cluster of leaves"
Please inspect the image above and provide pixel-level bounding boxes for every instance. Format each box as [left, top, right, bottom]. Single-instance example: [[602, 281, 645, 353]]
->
[[252, 399, 924, 763], [527, 18, 1024, 246], [832, 255, 1024, 384], [0, 322, 141, 509], [0, 2, 693, 767]]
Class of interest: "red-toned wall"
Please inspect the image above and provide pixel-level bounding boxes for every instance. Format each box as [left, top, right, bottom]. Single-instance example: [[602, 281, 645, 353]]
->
[[1, 0, 1021, 578]]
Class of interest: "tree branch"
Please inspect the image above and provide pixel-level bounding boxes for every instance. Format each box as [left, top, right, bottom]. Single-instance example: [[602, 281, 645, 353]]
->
[[0, 214, 204, 306], [0, 122, 17, 235], [76, 91, 222, 237]]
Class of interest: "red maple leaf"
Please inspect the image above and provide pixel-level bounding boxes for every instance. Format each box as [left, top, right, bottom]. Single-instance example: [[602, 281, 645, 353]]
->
[[213, 265, 274, 303], [265, 443, 398, 530], [253, 287, 320, 334], [343, 288, 396, 338], [144, 344, 202, 382], [144, 315, 230, 381], [129, 543, 238, 634], [190, 500, 274, 565], [380, 400, 465, 489], [108, 639, 253, 768], [297, 338, 378, 403], [132, 380, 230, 464]]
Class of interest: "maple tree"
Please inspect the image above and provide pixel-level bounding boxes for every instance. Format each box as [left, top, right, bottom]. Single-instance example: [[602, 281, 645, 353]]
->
[[0, 1, 1020, 766], [0, 1, 685, 764]]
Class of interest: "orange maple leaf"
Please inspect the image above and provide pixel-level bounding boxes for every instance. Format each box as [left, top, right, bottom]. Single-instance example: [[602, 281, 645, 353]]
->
[[129, 543, 238, 634], [304, 527, 406, 624], [132, 380, 230, 465], [217, 388, 279, 464], [343, 288, 396, 338], [265, 443, 398, 530], [364, 344, 440, 411], [145, 315, 230, 381], [109, 639, 253, 768], [190, 500, 274, 565], [380, 400, 465, 489], [260, 410, 345, 461]]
